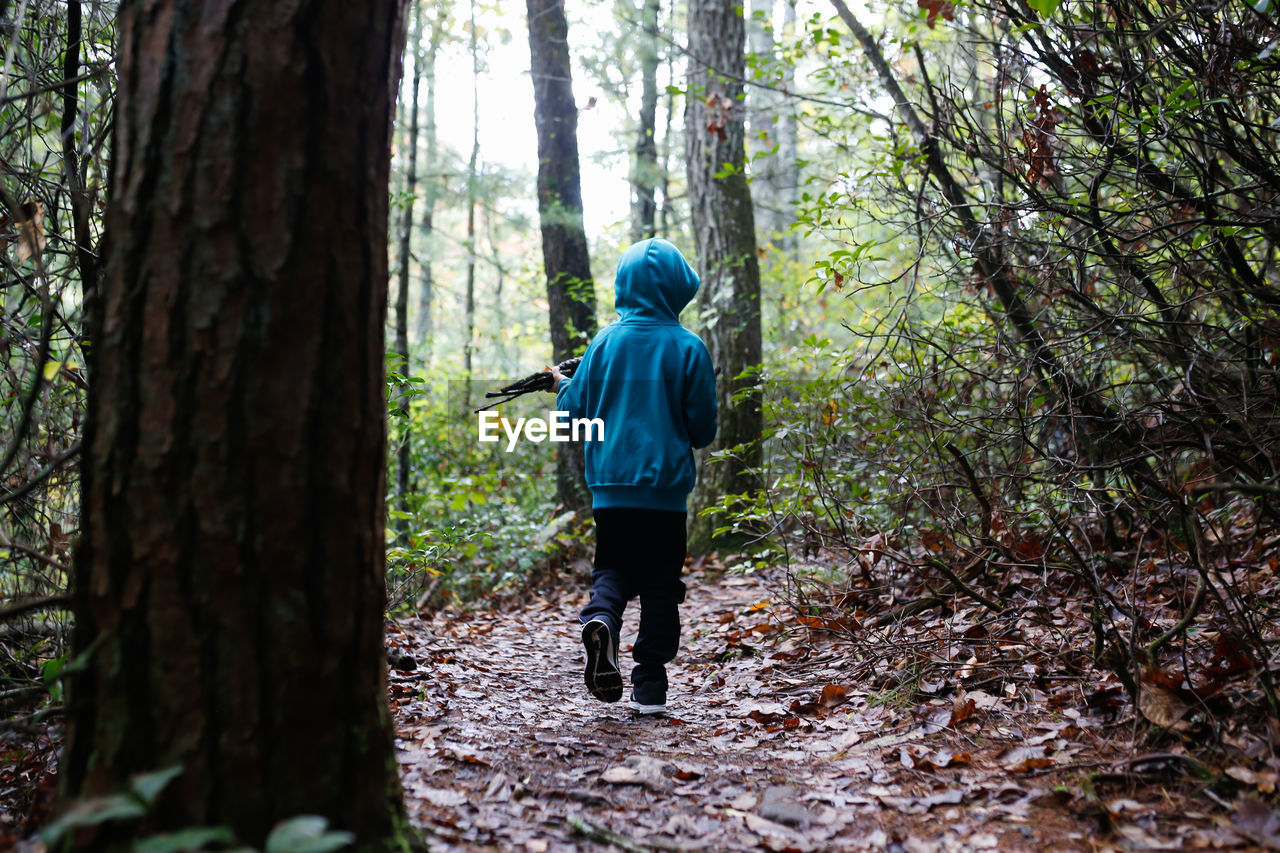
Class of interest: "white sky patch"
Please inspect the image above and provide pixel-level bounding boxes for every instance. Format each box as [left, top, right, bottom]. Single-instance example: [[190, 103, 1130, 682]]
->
[[426, 3, 633, 240]]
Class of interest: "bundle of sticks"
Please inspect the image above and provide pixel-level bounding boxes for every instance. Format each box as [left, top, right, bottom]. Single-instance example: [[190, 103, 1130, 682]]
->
[[474, 357, 582, 413]]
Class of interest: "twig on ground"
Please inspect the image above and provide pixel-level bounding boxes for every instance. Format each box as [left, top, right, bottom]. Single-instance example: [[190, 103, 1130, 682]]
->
[[0, 705, 63, 733], [0, 592, 71, 623], [927, 557, 1004, 614]]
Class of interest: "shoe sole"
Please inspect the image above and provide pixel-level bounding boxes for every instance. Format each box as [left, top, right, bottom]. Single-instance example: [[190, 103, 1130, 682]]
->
[[629, 700, 666, 715], [582, 621, 623, 703]]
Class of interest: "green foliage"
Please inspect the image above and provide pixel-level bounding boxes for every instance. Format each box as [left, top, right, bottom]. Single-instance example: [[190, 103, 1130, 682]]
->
[[40, 766, 181, 847], [42, 764, 355, 852], [385, 363, 586, 609], [692, 0, 1280, 719]]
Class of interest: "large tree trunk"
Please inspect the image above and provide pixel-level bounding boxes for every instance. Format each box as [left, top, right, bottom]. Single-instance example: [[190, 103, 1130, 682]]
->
[[685, 0, 764, 552], [64, 2, 414, 849], [527, 0, 596, 514], [630, 0, 660, 243]]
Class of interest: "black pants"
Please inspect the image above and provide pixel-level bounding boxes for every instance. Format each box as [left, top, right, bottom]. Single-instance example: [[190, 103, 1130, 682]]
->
[[580, 508, 687, 694]]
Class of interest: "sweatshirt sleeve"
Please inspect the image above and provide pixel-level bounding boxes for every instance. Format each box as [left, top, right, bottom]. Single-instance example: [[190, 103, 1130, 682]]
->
[[556, 355, 588, 418], [683, 341, 717, 450]]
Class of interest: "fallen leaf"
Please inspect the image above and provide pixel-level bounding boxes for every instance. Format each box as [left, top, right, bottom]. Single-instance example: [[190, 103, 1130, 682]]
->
[[1228, 788, 1280, 845], [1228, 766, 1279, 794], [819, 684, 849, 708], [13, 200, 44, 263], [877, 788, 964, 814], [999, 744, 1053, 773], [419, 787, 468, 807], [1137, 681, 1190, 729]]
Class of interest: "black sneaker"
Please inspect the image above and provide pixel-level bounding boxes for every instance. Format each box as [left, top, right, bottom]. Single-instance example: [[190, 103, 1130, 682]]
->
[[582, 620, 623, 702], [629, 686, 666, 716]]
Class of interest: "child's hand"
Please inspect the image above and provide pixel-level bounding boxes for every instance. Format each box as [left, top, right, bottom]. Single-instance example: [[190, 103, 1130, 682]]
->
[[550, 365, 565, 391]]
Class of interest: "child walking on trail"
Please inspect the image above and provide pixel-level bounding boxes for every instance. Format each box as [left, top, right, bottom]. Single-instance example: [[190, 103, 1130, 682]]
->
[[552, 237, 717, 715]]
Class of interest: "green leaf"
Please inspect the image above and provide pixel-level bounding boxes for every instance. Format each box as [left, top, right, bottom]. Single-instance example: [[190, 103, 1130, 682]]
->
[[41, 656, 65, 685], [1027, 0, 1062, 16], [39, 795, 147, 845], [134, 826, 237, 853], [265, 816, 354, 853], [130, 765, 184, 804]]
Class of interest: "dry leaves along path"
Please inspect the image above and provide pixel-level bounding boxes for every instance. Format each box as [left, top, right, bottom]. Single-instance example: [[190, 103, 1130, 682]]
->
[[385, 569, 1232, 852]]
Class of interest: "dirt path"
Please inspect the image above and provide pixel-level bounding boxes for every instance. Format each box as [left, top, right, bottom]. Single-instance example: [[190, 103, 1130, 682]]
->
[[386, 568, 1188, 852]]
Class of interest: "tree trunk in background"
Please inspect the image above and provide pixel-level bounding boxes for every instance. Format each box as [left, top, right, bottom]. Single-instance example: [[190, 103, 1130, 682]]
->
[[463, 0, 480, 408], [64, 1, 413, 850], [527, 0, 596, 514], [685, 0, 764, 552], [60, 0, 97, 296], [746, 0, 780, 241], [746, 0, 799, 252], [630, 0, 660, 243], [416, 4, 445, 359], [393, 0, 423, 528], [659, 8, 677, 237], [776, 0, 799, 255]]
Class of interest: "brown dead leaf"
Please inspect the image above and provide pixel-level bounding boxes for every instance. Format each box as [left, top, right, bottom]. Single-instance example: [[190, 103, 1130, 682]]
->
[[819, 684, 849, 709], [1137, 681, 1190, 729], [600, 755, 672, 789], [1235, 797, 1280, 850], [999, 744, 1053, 773], [1227, 766, 1279, 793], [877, 788, 964, 814], [13, 200, 44, 264], [916, 0, 955, 28], [951, 695, 977, 726], [419, 787, 468, 808]]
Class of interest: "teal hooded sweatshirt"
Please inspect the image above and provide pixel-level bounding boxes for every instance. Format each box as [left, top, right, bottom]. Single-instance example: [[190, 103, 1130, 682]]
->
[[556, 238, 717, 511]]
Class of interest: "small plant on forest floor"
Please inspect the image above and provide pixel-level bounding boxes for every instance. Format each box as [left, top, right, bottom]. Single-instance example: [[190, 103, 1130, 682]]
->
[[38, 766, 357, 853]]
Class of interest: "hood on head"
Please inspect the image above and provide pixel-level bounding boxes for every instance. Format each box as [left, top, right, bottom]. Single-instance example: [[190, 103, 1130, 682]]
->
[[614, 238, 700, 321]]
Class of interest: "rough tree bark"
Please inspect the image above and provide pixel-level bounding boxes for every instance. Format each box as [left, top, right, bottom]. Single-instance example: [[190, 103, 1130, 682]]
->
[[527, 0, 596, 514], [630, 0, 660, 243], [64, 1, 414, 849], [685, 0, 764, 552]]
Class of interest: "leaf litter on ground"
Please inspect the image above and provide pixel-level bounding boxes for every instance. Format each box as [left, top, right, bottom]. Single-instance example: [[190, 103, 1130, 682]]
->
[[387, 560, 1277, 852]]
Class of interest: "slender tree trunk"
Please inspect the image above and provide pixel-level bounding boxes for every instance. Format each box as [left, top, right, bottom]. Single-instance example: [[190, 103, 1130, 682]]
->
[[463, 0, 480, 408], [747, 0, 780, 240], [746, 0, 800, 253], [60, 0, 96, 296], [630, 0, 660, 243], [64, 1, 414, 850], [685, 0, 764, 552], [415, 6, 444, 359], [393, 1, 423, 526], [527, 0, 596, 514], [776, 0, 799, 255], [658, 17, 676, 237]]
